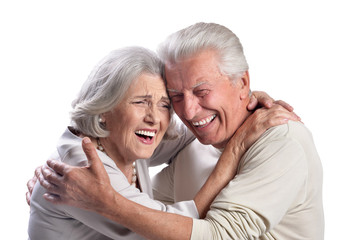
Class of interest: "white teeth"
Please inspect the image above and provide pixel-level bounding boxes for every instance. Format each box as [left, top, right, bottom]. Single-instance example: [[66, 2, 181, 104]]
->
[[135, 130, 156, 137], [192, 115, 216, 127]]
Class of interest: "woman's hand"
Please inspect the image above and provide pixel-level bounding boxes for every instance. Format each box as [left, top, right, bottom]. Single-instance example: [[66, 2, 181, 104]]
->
[[26, 166, 41, 205], [247, 90, 296, 115], [38, 137, 115, 212], [225, 104, 300, 170]]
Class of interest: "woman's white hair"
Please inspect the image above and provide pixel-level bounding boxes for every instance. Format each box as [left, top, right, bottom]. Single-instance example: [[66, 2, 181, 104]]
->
[[71, 46, 176, 139], [157, 22, 249, 82]]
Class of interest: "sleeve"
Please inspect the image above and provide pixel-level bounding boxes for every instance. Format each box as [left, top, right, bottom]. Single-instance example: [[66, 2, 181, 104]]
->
[[106, 160, 198, 217], [191, 133, 308, 239], [151, 160, 176, 204], [57, 140, 198, 239], [148, 121, 195, 167], [60, 160, 199, 239]]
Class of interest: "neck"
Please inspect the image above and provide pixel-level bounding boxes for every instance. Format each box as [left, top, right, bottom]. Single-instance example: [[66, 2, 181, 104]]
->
[[212, 107, 252, 149], [93, 137, 137, 186]]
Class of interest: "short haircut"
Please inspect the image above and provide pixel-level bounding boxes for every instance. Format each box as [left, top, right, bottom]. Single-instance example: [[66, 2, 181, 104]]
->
[[157, 22, 249, 82]]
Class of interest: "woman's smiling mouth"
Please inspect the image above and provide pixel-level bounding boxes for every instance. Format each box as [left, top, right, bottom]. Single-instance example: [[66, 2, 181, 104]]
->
[[135, 130, 157, 144]]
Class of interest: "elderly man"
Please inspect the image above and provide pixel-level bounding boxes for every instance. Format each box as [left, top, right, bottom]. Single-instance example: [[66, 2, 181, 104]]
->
[[37, 22, 323, 239]]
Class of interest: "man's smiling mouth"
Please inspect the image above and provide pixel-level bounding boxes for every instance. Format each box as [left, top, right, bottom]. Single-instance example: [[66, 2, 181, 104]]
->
[[192, 114, 216, 128]]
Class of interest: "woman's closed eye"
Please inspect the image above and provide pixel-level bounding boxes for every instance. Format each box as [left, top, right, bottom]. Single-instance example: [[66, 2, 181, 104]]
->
[[160, 103, 171, 110], [133, 101, 146, 104]]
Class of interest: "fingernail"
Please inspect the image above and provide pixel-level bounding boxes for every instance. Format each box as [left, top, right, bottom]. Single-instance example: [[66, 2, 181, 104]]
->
[[83, 137, 91, 144], [43, 168, 50, 176]]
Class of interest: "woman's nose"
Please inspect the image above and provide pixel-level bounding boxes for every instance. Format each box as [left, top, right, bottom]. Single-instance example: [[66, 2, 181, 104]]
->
[[144, 105, 160, 125]]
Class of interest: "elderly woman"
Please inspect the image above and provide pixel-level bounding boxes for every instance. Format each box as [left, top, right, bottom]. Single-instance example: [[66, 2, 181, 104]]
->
[[28, 47, 196, 239], [28, 46, 296, 239]]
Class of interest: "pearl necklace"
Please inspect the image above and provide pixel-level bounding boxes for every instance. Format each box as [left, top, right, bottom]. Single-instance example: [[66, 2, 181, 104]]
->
[[96, 138, 137, 187], [131, 162, 137, 187]]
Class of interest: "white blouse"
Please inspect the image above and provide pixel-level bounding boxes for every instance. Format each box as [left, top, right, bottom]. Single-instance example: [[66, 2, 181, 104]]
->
[[28, 123, 198, 240]]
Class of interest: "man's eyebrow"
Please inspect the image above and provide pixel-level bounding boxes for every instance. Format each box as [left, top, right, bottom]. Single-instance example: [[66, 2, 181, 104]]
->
[[167, 89, 181, 93], [167, 82, 207, 93]]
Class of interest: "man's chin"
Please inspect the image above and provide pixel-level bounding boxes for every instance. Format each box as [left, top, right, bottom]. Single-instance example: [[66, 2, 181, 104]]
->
[[196, 136, 219, 147]]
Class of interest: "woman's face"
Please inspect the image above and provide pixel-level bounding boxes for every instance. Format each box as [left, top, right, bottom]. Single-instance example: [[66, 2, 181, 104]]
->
[[102, 73, 171, 163]]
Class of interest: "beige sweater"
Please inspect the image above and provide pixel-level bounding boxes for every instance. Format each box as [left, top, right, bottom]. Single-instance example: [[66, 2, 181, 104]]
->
[[190, 121, 324, 239]]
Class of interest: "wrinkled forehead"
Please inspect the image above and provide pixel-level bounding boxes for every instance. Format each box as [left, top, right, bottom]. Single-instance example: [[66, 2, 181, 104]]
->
[[164, 50, 223, 88]]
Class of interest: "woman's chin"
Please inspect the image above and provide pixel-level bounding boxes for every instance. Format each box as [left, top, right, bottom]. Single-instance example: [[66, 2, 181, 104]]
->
[[133, 149, 155, 160]]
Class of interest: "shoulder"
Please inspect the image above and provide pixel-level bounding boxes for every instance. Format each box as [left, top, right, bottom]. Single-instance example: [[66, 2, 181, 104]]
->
[[240, 121, 308, 174], [253, 121, 311, 147], [57, 127, 119, 171]]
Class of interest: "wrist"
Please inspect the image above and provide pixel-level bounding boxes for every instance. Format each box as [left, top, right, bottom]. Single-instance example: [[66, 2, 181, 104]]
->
[[94, 187, 118, 217]]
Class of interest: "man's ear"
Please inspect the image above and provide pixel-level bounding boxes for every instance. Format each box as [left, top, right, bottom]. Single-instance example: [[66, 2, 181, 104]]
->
[[239, 71, 250, 100]]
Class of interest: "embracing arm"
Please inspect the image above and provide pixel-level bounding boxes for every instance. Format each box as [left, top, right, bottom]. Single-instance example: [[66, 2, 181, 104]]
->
[[95, 106, 302, 240], [39, 105, 299, 240], [41, 133, 244, 240], [26, 90, 298, 206]]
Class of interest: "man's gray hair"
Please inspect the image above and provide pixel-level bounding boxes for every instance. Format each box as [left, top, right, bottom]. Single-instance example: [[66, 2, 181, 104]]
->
[[157, 22, 249, 82], [71, 46, 176, 138]]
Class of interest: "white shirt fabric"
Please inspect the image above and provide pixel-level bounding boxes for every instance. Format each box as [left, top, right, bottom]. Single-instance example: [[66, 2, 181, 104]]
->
[[28, 124, 198, 240], [152, 121, 324, 239]]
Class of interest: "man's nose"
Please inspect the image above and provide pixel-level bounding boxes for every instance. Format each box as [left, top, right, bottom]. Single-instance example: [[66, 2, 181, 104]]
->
[[182, 95, 199, 120]]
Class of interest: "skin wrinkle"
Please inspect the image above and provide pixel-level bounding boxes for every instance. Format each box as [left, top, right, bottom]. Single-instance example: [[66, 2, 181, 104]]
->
[[99, 73, 170, 184], [165, 50, 251, 149]]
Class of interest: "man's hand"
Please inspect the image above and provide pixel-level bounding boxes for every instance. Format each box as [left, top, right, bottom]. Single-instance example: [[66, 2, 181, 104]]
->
[[38, 137, 114, 212]]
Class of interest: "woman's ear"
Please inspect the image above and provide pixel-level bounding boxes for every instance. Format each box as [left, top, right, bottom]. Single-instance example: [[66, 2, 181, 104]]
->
[[239, 71, 250, 100], [98, 114, 105, 123]]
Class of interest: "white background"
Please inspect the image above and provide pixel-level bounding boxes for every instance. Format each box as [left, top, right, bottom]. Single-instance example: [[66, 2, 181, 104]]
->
[[1, 0, 360, 239]]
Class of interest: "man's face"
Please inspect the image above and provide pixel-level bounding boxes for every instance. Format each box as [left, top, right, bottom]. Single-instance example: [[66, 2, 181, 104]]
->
[[165, 49, 250, 148]]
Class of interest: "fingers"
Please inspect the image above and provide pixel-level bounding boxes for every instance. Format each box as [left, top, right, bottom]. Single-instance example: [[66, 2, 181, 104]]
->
[[26, 166, 41, 206], [26, 192, 31, 206], [258, 102, 300, 122], [247, 95, 258, 111], [261, 105, 299, 124], [82, 137, 112, 191], [38, 166, 63, 195], [274, 100, 294, 112], [82, 137, 104, 175], [252, 91, 274, 109], [273, 100, 301, 121], [46, 159, 66, 176], [27, 175, 37, 195], [273, 104, 300, 122], [250, 91, 299, 120], [26, 176, 36, 206]]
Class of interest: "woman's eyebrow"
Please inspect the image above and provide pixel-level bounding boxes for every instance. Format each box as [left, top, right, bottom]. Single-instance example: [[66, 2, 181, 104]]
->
[[132, 95, 152, 99]]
